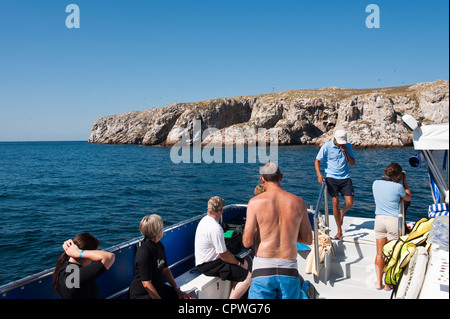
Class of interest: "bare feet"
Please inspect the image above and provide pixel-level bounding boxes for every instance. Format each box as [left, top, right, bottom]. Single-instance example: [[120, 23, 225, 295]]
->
[[375, 283, 392, 291], [334, 232, 342, 240]]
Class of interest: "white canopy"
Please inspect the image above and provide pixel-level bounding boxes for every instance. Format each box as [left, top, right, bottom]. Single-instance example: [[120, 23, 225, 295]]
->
[[413, 122, 449, 150]]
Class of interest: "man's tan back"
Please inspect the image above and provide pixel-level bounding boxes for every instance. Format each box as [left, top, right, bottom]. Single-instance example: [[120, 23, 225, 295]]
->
[[243, 165, 312, 260], [243, 162, 313, 299]]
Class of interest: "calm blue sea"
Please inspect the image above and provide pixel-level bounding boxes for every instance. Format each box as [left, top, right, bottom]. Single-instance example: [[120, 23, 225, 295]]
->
[[0, 141, 431, 286]]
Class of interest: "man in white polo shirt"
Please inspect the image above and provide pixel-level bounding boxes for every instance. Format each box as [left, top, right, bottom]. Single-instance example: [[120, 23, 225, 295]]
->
[[315, 129, 356, 239], [194, 196, 251, 299]]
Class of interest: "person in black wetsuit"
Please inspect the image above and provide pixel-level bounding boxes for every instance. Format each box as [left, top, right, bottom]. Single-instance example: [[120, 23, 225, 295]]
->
[[129, 214, 193, 299], [52, 233, 115, 299]]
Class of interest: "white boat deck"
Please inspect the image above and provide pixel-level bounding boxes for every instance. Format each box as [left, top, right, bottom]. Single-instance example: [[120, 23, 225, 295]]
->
[[297, 214, 394, 299], [177, 214, 396, 299]]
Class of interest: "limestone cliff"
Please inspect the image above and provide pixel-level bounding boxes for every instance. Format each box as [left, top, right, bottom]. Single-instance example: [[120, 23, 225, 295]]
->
[[88, 80, 449, 148]]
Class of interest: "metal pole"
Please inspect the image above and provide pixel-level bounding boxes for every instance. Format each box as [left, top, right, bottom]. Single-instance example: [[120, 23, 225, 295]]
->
[[324, 185, 329, 236], [423, 150, 448, 201], [398, 199, 405, 237]]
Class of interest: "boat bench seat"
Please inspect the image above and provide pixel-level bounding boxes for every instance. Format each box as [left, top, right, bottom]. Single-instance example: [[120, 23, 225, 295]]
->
[[176, 249, 252, 299]]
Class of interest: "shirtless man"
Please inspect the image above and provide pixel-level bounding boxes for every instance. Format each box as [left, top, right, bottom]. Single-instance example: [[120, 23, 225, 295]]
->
[[243, 162, 312, 299]]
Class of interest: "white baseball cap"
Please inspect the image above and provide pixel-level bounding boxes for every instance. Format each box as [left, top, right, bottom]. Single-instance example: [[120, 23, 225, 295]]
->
[[334, 130, 348, 144]]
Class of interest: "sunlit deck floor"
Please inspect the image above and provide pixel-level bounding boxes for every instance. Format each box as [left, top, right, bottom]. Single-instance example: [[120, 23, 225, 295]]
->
[[297, 214, 394, 299]]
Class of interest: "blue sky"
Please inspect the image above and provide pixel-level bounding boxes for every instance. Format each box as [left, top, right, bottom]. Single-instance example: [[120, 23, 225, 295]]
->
[[0, 0, 448, 141]]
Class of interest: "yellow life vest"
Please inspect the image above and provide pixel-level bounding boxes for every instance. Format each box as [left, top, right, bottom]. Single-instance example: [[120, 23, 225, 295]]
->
[[382, 218, 433, 286]]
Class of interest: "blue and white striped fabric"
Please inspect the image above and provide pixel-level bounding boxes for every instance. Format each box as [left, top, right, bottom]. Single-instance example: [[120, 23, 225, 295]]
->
[[428, 203, 449, 218]]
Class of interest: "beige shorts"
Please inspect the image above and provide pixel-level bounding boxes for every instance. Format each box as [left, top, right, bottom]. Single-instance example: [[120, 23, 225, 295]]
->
[[374, 215, 399, 241]]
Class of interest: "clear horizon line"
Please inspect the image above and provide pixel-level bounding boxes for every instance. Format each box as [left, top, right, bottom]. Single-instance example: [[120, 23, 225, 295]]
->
[[0, 140, 88, 143]]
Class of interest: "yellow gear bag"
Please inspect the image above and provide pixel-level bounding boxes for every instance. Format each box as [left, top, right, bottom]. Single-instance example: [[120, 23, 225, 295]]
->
[[382, 218, 433, 286]]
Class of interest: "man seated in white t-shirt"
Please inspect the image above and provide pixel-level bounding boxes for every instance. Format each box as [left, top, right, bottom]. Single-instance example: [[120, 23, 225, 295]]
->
[[194, 196, 251, 299]]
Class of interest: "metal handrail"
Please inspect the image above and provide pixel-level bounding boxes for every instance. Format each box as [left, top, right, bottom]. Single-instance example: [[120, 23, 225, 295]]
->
[[398, 199, 406, 237], [422, 150, 449, 201], [313, 180, 330, 274]]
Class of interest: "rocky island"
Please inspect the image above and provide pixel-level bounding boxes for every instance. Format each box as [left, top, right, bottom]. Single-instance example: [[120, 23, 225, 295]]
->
[[89, 80, 449, 148]]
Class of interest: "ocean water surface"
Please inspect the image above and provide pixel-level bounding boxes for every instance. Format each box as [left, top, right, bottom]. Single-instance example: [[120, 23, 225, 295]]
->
[[0, 141, 431, 286]]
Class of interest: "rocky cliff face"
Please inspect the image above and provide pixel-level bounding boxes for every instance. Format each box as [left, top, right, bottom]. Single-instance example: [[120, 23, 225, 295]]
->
[[89, 80, 449, 148]]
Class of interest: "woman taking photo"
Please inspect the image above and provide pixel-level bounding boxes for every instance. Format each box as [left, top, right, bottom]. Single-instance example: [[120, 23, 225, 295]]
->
[[372, 163, 411, 291], [52, 232, 115, 299]]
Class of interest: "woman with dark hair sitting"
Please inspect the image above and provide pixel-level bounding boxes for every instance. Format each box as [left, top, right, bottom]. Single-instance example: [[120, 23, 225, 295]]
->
[[52, 233, 115, 299]]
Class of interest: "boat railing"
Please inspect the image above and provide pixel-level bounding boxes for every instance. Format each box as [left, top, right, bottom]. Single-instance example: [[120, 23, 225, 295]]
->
[[313, 180, 331, 274], [422, 150, 449, 199], [1, 205, 248, 299]]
